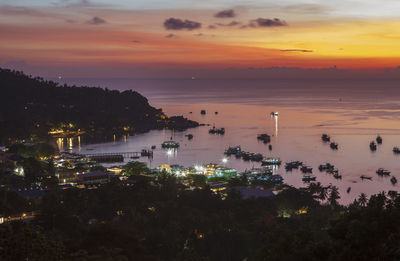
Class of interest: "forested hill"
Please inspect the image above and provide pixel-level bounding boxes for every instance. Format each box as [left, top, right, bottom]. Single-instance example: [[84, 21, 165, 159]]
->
[[0, 68, 198, 143]]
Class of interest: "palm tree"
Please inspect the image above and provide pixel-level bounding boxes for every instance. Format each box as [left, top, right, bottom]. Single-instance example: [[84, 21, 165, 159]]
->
[[328, 186, 340, 207], [358, 193, 368, 207]]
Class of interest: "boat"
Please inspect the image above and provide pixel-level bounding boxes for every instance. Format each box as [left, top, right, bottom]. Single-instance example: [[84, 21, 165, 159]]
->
[[330, 142, 338, 150], [360, 175, 372, 180], [262, 157, 281, 166], [151, 145, 156, 150], [333, 172, 342, 179], [161, 141, 180, 148], [270, 112, 279, 117], [376, 168, 390, 176], [391, 176, 397, 185], [250, 153, 263, 162], [185, 134, 193, 140], [302, 175, 316, 182], [347, 187, 351, 193], [201, 110, 206, 115], [393, 147, 400, 154], [285, 161, 303, 171], [225, 146, 241, 156], [321, 134, 331, 142], [268, 144, 272, 151], [319, 163, 334, 171], [141, 149, 153, 157], [327, 168, 339, 175], [270, 175, 283, 183], [215, 111, 218, 115], [369, 141, 377, 151], [209, 127, 225, 135], [376, 135, 382, 144], [300, 166, 313, 173], [257, 134, 271, 143]]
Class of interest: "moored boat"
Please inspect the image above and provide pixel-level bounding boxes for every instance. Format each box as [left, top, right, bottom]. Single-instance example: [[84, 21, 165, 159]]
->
[[321, 134, 330, 142], [376, 135, 382, 144], [161, 141, 180, 148], [376, 168, 390, 176], [370, 141, 377, 151], [330, 142, 338, 150], [262, 157, 282, 166]]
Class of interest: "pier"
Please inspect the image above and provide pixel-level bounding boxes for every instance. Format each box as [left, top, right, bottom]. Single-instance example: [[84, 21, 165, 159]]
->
[[81, 151, 153, 163]]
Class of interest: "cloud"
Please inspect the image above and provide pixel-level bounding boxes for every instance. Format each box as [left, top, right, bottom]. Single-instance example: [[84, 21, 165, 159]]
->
[[194, 33, 204, 37], [280, 49, 313, 53], [165, 33, 176, 38], [251, 18, 287, 27], [215, 9, 236, 18], [87, 16, 106, 25], [131, 40, 141, 43], [208, 25, 217, 29], [164, 18, 201, 30]]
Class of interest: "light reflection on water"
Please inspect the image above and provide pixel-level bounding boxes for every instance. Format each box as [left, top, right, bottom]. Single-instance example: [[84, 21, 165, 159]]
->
[[60, 79, 400, 204]]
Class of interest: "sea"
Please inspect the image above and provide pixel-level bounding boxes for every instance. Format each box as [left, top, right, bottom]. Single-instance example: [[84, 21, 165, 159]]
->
[[56, 78, 400, 204]]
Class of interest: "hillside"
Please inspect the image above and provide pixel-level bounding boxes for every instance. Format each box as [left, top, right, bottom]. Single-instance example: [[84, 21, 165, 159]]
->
[[0, 68, 198, 143]]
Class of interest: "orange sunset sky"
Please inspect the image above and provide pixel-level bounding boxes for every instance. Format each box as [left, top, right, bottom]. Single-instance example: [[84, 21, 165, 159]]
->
[[1, 0, 400, 78]]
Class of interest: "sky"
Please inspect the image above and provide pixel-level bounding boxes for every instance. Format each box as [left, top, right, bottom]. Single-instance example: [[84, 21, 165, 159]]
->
[[1, 0, 400, 78]]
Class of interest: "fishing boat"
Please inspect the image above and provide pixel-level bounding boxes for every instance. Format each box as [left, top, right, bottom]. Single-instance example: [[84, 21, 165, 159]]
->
[[201, 110, 206, 115], [141, 149, 153, 157], [270, 112, 279, 117], [333, 172, 342, 179], [257, 134, 271, 143], [376, 168, 390, 176], [151, 145, 156, 150], [209, 126, 225, 135], [347, 187, 351, 193], [393, 147, 400, 154], [161, 141, 180, 148], [300, 166, 313, 173], [391, 176, 397, 185], [285, 161, 303, 171], [268, 144, 272, 151], [330, 142, 338, 150], [321, 134, 331, 142], [302, 175, 316, 182], [360, 175, 372, 180], [319, 163, 334, 171], [185, 134, 193, 140], [376, 135, 383, 144], [370, 141, 377, 151], [262, 157, 281, 166], [225, 146, 241, 156]]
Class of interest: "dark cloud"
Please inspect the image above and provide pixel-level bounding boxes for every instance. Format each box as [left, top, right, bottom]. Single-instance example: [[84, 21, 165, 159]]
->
[[215, 9, 236, 18], [164, 18, 201, 30], [280, 49, 313, 53], [208, 25, 217, 29], [165, 33, 176, 38], [87, 16, 106, 25], [251, 18, 287, 27]]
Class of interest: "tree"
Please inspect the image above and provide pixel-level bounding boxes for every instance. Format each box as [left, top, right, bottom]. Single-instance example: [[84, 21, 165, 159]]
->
[[121, 161, 148, 176], [328, 186, 340, 207], [358, 193, 368, 207]]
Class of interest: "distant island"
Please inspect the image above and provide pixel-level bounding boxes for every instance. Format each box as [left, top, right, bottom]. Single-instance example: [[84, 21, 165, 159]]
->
[[0, 68, 198, 144]]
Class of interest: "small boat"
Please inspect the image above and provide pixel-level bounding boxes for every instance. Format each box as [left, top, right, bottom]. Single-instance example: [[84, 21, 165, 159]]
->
[[333, 172, 342, 179], [215, 111, 218, 115], [189, 112, 193, 114], [376, 168, 390, 176], [209, 127, 225, 135], [151, 145, 156, 150], [302, 175, 316, 182], [225, 146, 241, 156], [370, 141, 377, 151], [268, 144, 272, 151], [391, 176, 397, 185], [161, 141, 180, 148], [285, 161, 303, 171], [300, 166, 313, 173], [321, 134, 331, 142], [319, 163, 334, 172], [262, 157, 281, 166], [257, 134, 271, 143], [376, 135, 382, 144], [330, 142, 338, 150], [250, 153, 263, 162], [270, 112, 279, 117], [347, 187, 351, 193], [393, 147, 400, 154], [201, 110, 206, 115], [360, 175, 372, 180], [141, 149, 153, 157], [185, 134, 193, 140]]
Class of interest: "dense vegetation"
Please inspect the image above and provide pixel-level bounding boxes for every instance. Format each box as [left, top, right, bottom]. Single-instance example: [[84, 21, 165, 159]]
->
[[1, 169, 400, 261], [0, 68, 198, 143]]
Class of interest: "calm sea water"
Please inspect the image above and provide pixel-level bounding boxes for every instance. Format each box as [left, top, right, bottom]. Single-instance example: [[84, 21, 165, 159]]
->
[[59, 78, 400, 204]]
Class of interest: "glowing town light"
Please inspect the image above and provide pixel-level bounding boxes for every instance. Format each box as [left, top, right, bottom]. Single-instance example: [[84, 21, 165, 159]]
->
[[222, 158, 228, 164]]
